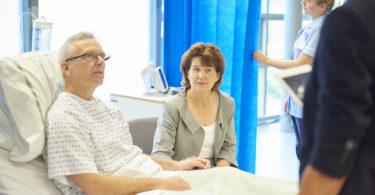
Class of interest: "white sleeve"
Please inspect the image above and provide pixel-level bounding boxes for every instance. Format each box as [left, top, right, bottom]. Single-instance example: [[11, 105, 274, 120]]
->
[[302, 28, 321, 58]]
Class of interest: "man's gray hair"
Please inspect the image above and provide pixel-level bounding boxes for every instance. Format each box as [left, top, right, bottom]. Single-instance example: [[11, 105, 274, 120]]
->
[[59, 32, 95, 64]]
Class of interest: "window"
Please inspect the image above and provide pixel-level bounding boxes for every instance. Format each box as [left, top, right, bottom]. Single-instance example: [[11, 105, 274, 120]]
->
[[268, 0, 285, 14], [39, 0, 152, 100], [258, 0, 346, 120], [264, 20, 286, 117], [258, 0, 287, 120]]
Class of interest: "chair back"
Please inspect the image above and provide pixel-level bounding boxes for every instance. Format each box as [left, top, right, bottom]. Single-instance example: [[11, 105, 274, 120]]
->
[[128, 117, 158, 154]]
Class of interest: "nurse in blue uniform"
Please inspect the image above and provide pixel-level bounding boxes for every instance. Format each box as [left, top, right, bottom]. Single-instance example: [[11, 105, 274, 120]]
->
[[253, 0, 335, 160]]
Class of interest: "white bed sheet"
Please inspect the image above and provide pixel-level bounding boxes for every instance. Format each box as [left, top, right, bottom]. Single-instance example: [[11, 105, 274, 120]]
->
[[142, 168, 298, 195], [0, 148, 298, 195], [0, 148, 62, 195], [180, 167, 298, 195], [121, 155, 298, 195]]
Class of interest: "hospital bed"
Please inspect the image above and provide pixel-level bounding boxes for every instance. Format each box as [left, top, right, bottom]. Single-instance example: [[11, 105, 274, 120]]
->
[[0, 51, 298, 195]]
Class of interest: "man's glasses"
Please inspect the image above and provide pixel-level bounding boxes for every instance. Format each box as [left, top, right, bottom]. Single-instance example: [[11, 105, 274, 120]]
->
[[65, 52, 110, 62]]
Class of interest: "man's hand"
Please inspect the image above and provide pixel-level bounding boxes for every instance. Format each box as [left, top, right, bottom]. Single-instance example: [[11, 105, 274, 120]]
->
[[179, 156, 210, 170], [161, 176, 191, 191], [253, 51, 269, 64], [216, 159, 231, 167]]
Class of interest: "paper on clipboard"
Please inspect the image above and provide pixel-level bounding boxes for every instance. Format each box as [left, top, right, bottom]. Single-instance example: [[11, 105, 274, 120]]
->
[[275, 64, 312, 107]]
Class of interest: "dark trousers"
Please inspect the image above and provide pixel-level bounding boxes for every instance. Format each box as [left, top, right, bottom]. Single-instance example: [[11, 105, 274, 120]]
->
[[291, 116, 302, 160]]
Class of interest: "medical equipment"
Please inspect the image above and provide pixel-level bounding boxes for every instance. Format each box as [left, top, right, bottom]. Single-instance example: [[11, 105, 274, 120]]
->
[[141, 63, 169, 94], [31, 17, 52, 51]]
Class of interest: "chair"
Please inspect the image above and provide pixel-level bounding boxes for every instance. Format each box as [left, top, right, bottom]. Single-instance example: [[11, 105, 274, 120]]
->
[[128, 117, 158, 154]]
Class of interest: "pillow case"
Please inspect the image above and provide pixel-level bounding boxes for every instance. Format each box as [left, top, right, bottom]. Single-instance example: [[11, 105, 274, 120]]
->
[[0, 51, 64, 162], [0, 108, 13, 151]]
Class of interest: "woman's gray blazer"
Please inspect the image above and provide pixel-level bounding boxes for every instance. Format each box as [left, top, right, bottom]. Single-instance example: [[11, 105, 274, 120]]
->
[[152, 90, 237, 166]]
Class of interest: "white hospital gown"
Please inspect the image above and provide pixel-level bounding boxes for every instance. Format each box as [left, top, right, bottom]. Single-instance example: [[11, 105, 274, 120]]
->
[[45, 92, 143, 195]]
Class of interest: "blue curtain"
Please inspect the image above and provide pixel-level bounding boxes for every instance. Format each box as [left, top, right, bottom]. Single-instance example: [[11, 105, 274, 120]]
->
[[164, 0, 261, 173]]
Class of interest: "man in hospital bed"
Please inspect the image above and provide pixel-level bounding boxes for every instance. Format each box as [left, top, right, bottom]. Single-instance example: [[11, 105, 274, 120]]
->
[[46, 31, 211, 194], [45, 32, 297, 195]]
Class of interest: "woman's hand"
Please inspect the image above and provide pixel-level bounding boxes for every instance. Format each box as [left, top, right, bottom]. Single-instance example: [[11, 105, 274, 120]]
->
[[179, 156, 210, 170], [216, 159, 231, 167], [253, 51, 269, 64]]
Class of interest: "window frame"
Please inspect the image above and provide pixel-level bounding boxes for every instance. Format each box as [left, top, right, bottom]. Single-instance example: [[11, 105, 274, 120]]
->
[[257, 0, 285, 124]]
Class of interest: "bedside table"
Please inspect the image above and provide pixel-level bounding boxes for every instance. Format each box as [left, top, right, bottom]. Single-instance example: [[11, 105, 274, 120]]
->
[[110, 93, 171, 121]]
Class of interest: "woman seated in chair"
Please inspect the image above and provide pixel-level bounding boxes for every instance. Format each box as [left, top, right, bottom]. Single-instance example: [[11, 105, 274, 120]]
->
[[152, 42, 237, 167]]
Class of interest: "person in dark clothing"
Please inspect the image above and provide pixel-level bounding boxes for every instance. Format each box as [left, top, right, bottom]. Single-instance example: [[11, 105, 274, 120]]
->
[[299, 0, 375, 194]]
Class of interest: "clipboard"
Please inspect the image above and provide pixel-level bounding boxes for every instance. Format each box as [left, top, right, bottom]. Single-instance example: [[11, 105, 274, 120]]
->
[[275, 64, 312, 107]]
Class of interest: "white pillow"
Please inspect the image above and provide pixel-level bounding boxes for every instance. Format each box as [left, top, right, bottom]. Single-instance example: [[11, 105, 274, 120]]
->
[[0, 111, 13, 151], [0, 51, 64, 162]]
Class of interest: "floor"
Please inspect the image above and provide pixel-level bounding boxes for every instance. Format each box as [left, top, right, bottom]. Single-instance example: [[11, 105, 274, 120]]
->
[[255, 120, 299, 181]]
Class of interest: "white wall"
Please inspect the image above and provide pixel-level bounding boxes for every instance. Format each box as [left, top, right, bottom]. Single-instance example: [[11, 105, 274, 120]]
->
[[0, 0, 21, 57], [39, 0, 151, 100]]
